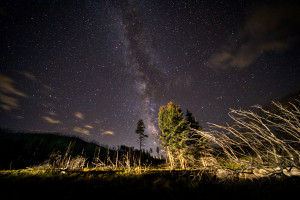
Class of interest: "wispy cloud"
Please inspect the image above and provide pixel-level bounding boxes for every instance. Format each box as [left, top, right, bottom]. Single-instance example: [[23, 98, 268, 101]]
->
[[42, 116, 61, 124], [48, 111, 57, 116], [73, 127, 90, 135], [0, 74, 27, 110], [94, 119, 102, 124], [207, 1, 300, 69], [0, 74, 27, 97], [0, 93, 19, 110], [18, 71, 37, 82], [43, 84, 53, 91], [28, 129, 57, 133], [85, 125, 94, 129], [43, 102, 56, 109], [74, 112, 84, 120], [102, 130, 115, 135]]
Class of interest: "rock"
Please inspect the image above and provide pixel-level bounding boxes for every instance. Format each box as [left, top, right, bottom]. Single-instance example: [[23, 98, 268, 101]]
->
[[215, 167, 299, 179], [238, 170, 256, 180], [283, 168, 300, 177], [216, 169, 233, 179], [253, 168, 270, 178]]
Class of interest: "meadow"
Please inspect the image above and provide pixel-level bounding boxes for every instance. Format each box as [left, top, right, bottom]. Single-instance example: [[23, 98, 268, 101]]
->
[[1, 168, 300, 200], [1, 98, 300, 199]]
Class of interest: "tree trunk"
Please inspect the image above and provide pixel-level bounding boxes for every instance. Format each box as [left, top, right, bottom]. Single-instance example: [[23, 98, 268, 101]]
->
[[139, 134, 142, 168], [179, 150, 186, 170], [167, 147, 175, 169]]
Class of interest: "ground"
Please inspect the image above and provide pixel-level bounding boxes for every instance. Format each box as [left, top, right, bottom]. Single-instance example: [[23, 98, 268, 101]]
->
[[1, 169, 300, 200]]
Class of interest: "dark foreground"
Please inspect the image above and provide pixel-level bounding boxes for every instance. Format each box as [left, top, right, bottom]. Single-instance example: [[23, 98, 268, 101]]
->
[[0, 169, 299, 200]]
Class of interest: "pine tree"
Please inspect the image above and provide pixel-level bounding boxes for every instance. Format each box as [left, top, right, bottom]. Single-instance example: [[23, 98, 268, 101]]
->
[[135, 119, 148, 167], [185, 110, 202, 130], [158, 102, 208, 169], [185, 110, 203, 146], [158, 101, 189, 169], [184, 110, 208, 161], [156, 146, 160, 158]]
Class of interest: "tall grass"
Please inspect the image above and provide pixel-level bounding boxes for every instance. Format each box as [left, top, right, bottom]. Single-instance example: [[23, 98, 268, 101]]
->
[[191, 99, 300, 176], [0, 128, 162, 170], [39, 143, 160, 171]]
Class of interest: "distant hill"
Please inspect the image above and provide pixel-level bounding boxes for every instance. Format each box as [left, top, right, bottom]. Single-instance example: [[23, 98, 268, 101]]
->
[[0, 128, 160, 169]]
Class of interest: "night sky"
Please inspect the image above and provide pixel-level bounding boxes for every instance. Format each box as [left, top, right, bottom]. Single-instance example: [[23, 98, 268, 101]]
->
[[1, 0, 300, 151]]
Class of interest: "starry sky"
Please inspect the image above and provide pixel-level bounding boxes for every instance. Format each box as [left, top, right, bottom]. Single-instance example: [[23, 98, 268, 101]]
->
[[1, 0, 300, 151]]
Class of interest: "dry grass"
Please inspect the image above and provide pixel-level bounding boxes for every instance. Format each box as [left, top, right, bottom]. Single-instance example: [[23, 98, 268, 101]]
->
[[191, 99, 300, 177], [39, 143, 156, 173]]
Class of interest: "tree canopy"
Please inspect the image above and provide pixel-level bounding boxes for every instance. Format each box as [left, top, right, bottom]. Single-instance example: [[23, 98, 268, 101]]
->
[[135, 119, 148, 167], [158, 102, 188, 151], [158, 101, 207, 169]]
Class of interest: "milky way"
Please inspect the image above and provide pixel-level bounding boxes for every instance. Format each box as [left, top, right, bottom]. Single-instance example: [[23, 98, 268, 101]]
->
[[0, 0, 300, 151], [118, 1, 163, 144]]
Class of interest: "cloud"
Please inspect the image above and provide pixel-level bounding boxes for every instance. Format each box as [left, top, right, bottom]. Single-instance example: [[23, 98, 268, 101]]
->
[[28, 129, 57, 133], [0, 93, 19, 110], [85, 125, 94, 129], [73, 127, 90, 135], [74, 112, 84, 120], [208, 1, 300, 69], [43, 102, 56, 109], [42, 116, 61, 124], [0, 74, 27, 97], [0, 74, 27, 110], [18, 71, 37, 81], [48, 111, 57, 116], [43, 84, 53, 91], [102, 130, 115, 135], [94, 119, 102, 124]]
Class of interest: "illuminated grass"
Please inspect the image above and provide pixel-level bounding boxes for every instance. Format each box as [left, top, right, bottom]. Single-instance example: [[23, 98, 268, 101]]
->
[[1, 168, 299, 200]]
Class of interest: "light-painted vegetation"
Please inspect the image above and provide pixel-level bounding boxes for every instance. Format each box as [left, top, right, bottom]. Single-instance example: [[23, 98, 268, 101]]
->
[[157, 99, 300, 179], [1, 98, 299, 181]]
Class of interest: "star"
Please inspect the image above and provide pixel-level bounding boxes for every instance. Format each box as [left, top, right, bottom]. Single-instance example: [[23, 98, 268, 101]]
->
[[0, 0, 299, 152]]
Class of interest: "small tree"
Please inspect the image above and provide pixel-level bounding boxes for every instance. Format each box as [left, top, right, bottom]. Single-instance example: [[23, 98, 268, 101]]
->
[[158, 102, 207, 169], [158, 101, 189, 169], [135, 119, 148, 168], [185, 110, 205, 146], [185, 110, 202, 130], [156, 146, 160, 158], [185, 110, 209, 164]]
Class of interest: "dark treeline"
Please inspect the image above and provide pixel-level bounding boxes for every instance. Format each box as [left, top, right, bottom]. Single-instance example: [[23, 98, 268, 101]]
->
[[0, 128, 162, 169]]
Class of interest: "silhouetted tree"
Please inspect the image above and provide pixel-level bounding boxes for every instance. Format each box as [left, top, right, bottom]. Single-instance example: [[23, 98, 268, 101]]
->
[[156, 146, 160, 157], [185, 110, 202, 130], [135, 119, 148, 167], [185, 110, 204, 147]]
